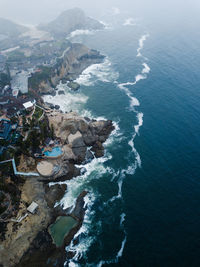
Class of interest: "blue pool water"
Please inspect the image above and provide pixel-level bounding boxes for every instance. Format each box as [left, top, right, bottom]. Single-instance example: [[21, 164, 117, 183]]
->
[[43, 146, 62, 157]]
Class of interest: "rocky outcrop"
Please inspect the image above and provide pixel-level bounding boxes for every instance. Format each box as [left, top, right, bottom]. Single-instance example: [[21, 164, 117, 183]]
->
[[28, 42, 105, 95], [38, 8, 104, 38], [47, 111, 114, 162], [16, 191, 88, 267]]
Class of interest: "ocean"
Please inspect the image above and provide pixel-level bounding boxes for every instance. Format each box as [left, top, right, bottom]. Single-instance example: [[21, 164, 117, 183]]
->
[[43, 10, 200, 267]]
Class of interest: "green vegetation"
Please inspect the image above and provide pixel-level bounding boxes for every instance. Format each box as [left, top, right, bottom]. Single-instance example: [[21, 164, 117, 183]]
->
[[28, 66, 53, 89], [33, 106, 43, 120]]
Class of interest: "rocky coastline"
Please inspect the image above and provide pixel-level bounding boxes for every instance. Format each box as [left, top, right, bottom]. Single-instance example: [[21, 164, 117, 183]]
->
[[0, 8, 113, 266], [0, 110, 114, 266], [28, 42, 105, 98]]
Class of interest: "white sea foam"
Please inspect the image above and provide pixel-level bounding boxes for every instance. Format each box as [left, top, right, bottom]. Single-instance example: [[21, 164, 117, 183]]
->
[[56, 153, 112, 212], [117, 236, 127, 258], [142, 63, 150, 74], [120, 213, 126, 226], [99, 20, 111, 30], [75, 58, 119, 86], [118, 83, 140, 109], [113, 34, 150, 201], [43, 84, 88, 113], [123, 18, 137, 26], [134, 112, 143, 135], [137, 33, 149, 57], [117, 41, 151, 112], [65, 192, 98, 267], [68, 29, 95, 39], [97, 235, 127, 267], [128, 137, 142, 168], [104, 120, 124, 147]]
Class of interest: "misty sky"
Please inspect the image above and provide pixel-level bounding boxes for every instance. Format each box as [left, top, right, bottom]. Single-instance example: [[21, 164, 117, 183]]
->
[[0, 0, 199, 25]]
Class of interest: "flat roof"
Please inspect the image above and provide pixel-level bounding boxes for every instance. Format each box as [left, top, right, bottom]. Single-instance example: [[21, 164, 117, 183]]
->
[[27, 201, 38, 214], [23, 101, 34, 109]]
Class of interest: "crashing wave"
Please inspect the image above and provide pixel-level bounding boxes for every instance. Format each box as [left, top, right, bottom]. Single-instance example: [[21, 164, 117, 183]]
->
[[67, 29, 96, 39], [123, 18, 137, 26], [75, 58, 119, 86], [137, 33, 149, 57]]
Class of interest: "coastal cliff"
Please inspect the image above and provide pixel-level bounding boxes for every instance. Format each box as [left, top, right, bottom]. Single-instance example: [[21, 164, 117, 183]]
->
[[0, 8, 112, 267], [0, 111, 114, 267], [28, 42, 105, 96]]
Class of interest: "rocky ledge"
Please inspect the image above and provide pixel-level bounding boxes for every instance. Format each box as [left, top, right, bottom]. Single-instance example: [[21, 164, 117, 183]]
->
[[28, 43, 105, 97], [0, 110, 114, 267]]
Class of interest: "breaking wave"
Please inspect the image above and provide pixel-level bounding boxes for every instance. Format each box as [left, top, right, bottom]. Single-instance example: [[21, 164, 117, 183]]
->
[[42, 83, 88, 113], [123, 18, 137, 26], [96, 212, 127, 267], [117, 33, 150, 180], [137, 33, 150, 57], [64, 192, 98, 267], [75, 58, 119, 86], [67, 29, 96, 39], [45, 29, 150, 266]]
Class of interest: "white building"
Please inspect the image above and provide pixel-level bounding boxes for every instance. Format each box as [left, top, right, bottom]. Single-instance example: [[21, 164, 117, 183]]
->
[[27, 201, 38, 214]]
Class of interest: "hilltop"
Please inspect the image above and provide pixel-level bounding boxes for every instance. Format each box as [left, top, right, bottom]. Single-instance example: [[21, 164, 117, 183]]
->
[[0, 18, 28, 38], [38, 8, 104, 37]]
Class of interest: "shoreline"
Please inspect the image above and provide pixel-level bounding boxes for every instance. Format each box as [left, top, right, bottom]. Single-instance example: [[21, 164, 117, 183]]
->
[[0, 17, 114, 265], [0, 110, 114, 267]]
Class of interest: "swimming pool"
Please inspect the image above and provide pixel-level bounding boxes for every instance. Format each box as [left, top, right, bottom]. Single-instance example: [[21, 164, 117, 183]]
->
[[43, 146, 63, 158]]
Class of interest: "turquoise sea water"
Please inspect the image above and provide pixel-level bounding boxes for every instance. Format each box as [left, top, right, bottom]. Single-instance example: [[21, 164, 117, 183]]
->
[[44, 11, 200, 267]]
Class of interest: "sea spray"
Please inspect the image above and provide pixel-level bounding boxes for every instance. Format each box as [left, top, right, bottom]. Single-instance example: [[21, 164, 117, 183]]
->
[[75, 58, 119, 86], [137, 33, 150, 57], [123, 18, 137, 26]]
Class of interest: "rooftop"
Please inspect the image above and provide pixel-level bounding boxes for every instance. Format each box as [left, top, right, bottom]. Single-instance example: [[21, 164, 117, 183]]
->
[[27, 201, 38, 214]]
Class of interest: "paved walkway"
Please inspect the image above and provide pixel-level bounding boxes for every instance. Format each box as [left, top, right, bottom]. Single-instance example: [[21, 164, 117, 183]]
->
[[0, 159, 39, 177]]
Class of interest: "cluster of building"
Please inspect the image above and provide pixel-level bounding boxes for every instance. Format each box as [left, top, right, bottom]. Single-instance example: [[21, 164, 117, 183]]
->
[[0, 95, 35, 118]]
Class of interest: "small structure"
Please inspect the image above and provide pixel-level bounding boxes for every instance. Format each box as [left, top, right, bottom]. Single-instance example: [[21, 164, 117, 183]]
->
[[12, 89, 19, 98], [27, 201, 38, 214], [23, 101, 34, 110]]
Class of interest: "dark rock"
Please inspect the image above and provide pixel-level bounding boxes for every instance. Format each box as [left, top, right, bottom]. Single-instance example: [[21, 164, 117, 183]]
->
[[58, 90, 65, 95], [91, 141, 104, 158], [72, 146, 87, 163], [45, 102, 55, 109], [77, 120, 89, 134], [85, 149, 94, 162], [45, 184, 67, 209], [83, 131, 98, 146], [54, 105, 60, 110], [68, 81, 80, 91], [84, 117, 91, 122], [71, 191, 88, 220], [71, 136, 85, 148], [50, 91, 56, 97]]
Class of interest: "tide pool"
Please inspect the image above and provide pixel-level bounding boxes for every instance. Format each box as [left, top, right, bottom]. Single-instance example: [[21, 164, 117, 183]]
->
[[49, 216, 78, 247]]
